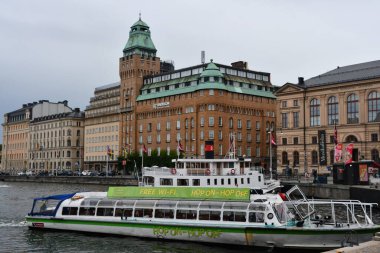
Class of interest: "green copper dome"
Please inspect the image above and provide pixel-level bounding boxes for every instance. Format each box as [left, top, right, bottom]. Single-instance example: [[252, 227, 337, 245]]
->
[[123, 18, 157, 56], [200, 60, 224, 78]]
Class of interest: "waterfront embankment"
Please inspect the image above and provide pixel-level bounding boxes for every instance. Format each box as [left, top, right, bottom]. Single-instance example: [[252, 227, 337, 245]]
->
[[323, 232, 380, 253], [0, 175, 138, 186]]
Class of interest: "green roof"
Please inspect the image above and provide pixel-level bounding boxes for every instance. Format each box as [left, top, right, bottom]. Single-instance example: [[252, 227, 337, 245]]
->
[[123, 18, 156, 54], [137, 82, 276, 101], [200, 60, 224, 78]]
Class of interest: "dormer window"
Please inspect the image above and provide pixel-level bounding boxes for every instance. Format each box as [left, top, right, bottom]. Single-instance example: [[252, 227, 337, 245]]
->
[[204, 77, 209, 82]]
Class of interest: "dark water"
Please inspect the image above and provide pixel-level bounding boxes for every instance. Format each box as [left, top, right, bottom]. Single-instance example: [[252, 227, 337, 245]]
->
[[0, 181, 379, 253]]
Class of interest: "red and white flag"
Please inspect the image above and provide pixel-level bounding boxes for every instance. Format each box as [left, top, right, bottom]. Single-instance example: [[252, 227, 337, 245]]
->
[[271, 133, 276, 146], [178, 140, 184, 153], [333, 124, 338, 145], [142, 144, 147, 154]]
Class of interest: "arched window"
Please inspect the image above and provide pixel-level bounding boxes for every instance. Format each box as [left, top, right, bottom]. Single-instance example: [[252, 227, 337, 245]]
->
[[368, 91, 380, 122], [347, 93, 359, 124], [328, 96, 339, 125], [77, 130, 80, 136], [311, 150, 318, 165], [371, 149, 379, 162], [76, 139, 80, 146], [330, 149, 335, 164], [67, 151, 71, 158], [270, 122, 275, 131], [67, 129, 72, 136], [66, 161, 71, 169], [282, 151, 288, 165], [310, 99, 320, 126], [293, 151, 299, 166], [229, 118, 233, 128], [345, 135, 358, 142], [76, 151, 80, 158], [191, 117, 195, 128], [67, 139, 71, 147], [185, 118, 189, 129]]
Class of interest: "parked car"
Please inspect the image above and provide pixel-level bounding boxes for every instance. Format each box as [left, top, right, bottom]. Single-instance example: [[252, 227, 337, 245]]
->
[[37, 171, 49, 177], [17, 172, 26, 176], [26, 171, 34, 176], [81, 170, 91, 176]]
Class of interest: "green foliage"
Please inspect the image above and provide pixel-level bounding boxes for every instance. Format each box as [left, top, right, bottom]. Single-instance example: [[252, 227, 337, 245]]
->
[[116, 149, 183, 175]]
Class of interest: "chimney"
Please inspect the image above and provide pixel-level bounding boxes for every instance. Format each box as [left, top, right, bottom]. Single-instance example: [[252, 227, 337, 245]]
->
[[63, 100, 68, 106], [298, 77, 304, 85], [231, 61, 248, 70], [201, 51, 205, 64], [22, 104, 27, 108]]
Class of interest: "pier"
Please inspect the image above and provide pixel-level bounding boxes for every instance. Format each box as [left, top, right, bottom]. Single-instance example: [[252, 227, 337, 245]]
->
[[323, 232, 380, 253]]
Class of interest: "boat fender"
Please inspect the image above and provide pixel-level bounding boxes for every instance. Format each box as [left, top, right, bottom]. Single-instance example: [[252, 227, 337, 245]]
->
[[171, 168, 177, 175], [205, 168, 211, 176], [267, 213, 274, 219], [230, 169, 236, 175]]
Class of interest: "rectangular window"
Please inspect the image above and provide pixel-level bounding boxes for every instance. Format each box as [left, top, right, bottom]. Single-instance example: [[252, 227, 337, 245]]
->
[[247, 120, 251, 129], [218, 117, 223, 126], [166, 133, 171, 142], [281, 113, 288, 128], [293, 100, 298, 106], [282, 138, 287, 145], [256, 133, 260, 143], [293, 137, 299, 145], [218, 131, 223, 140], [166, 121, 171, 130], [209, 130, 214, 139], [209, 117, 214, 126], [200, 117, 205, 127], [200, 130, 204, 140], [282, 101, 287, 108], [157, 122, 161, 131], [293, 112, 299, 128], [247, 133, 252, 142], [176, 120, 180, 129], [147, 123, 152, 132], [371, 133, 378, 142], [256, 121, 260, 130], [312, 136, 318, 144]]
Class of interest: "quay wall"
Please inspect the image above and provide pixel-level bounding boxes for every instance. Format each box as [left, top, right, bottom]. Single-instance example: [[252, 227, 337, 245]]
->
[[282, 181, 380, 205], [0, 175, 138, 186]]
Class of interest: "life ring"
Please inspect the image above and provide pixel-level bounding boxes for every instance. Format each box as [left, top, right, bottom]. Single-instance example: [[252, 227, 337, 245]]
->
[[71, 195, 83, 201], [205, 168, 211, 176], [231, 169, 236, 175], [171, 168, 177, 175]]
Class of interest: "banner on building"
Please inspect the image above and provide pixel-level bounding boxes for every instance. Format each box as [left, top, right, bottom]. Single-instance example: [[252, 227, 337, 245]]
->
[[334, 143, 343, 162], [345, 143, 354, 165], [318, 130, 327, 165]]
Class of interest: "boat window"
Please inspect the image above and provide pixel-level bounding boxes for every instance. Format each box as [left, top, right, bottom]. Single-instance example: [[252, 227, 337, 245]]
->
[[33, 199, 60, 216], [134, 208, 153, 218], [81, 199, 100, 206], [199, 210, 221, 221], [221, 179, 224, 185], [177, 179, 189, 186], [160, 178, 173, 186], [135, 200, 155, 208], [248, 204, 266, 211], [272, 203, 287, 223], [62, 207, 78, 216], [199, 201, 223, 209], [192, 179, 200, 186], [241, 178, 244, 185], [234, 178, 238, 186], [98, 200, 116, 207], [228, 178, 231, 185], [223, 211, 246, 222], [115, 208, 133, 218], [177, 201, 200, 209], [155, 200, 177, 208], [96, 208, 114, 216], [116, 200, 136, 207], [214, 178, 217, 185], [79, 207, 96, 216], [207, 179, 210, 185], [155, 209, 174, 219], [223, 202, 249, 210], [228, 162, 234, 168], [247, 178, 250, 184], [176, 209, 197, 220], [248, 212, 265, 223], [258, 176, 261, 182]]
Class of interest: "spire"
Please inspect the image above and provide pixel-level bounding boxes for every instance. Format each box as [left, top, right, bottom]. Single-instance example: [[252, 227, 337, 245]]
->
[[123, 17, 157, 57]]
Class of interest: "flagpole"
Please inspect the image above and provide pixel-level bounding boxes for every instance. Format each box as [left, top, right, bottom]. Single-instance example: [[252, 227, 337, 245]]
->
[[106, 153, 108, 178], [269, 130, 272, 180], [177, 139, 180, 160]]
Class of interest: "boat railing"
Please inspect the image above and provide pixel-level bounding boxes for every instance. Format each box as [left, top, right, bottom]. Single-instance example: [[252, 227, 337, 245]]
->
[[142, 167, 172, 176]]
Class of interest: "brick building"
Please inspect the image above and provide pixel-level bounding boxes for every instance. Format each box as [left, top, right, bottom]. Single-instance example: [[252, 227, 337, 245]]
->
[[118, 18, 277, 167]]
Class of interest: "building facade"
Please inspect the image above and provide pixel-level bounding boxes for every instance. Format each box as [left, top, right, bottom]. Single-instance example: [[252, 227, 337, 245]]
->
[[28, 101, 85, 174], [1, 100, 84, 175], [118, 18, 277, 166], [2, 103, 33, 174], [275, 60, 380, 175], [84, 82, 120, 172]]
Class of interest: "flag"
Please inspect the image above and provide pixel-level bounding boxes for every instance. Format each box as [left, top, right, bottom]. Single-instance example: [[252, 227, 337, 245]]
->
[[345, 143, 354, 165], [107, 145, 112, 156], [142, 144, 147, 154], [271, 133, 276, 146], [178, 140, 184, 153], [334, 143, 343, 162], [333, 124, 338, 145]]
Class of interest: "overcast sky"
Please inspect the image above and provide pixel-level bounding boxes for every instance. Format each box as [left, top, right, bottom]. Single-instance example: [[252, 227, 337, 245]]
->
[[1, 0, 380, 143]]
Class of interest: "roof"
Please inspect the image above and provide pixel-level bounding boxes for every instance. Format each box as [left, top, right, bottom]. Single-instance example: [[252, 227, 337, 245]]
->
[[123, 18, 156, 53], [137, 82, 276, 101], [200, 60, 224, 78], [95, 82, 120, 92], [305, 60, 380, 87]]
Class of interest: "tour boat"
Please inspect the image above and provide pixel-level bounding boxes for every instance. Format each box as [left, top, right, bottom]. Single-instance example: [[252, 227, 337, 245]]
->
[[141, 156, 281, 193], [26, 186, 380, 250]]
